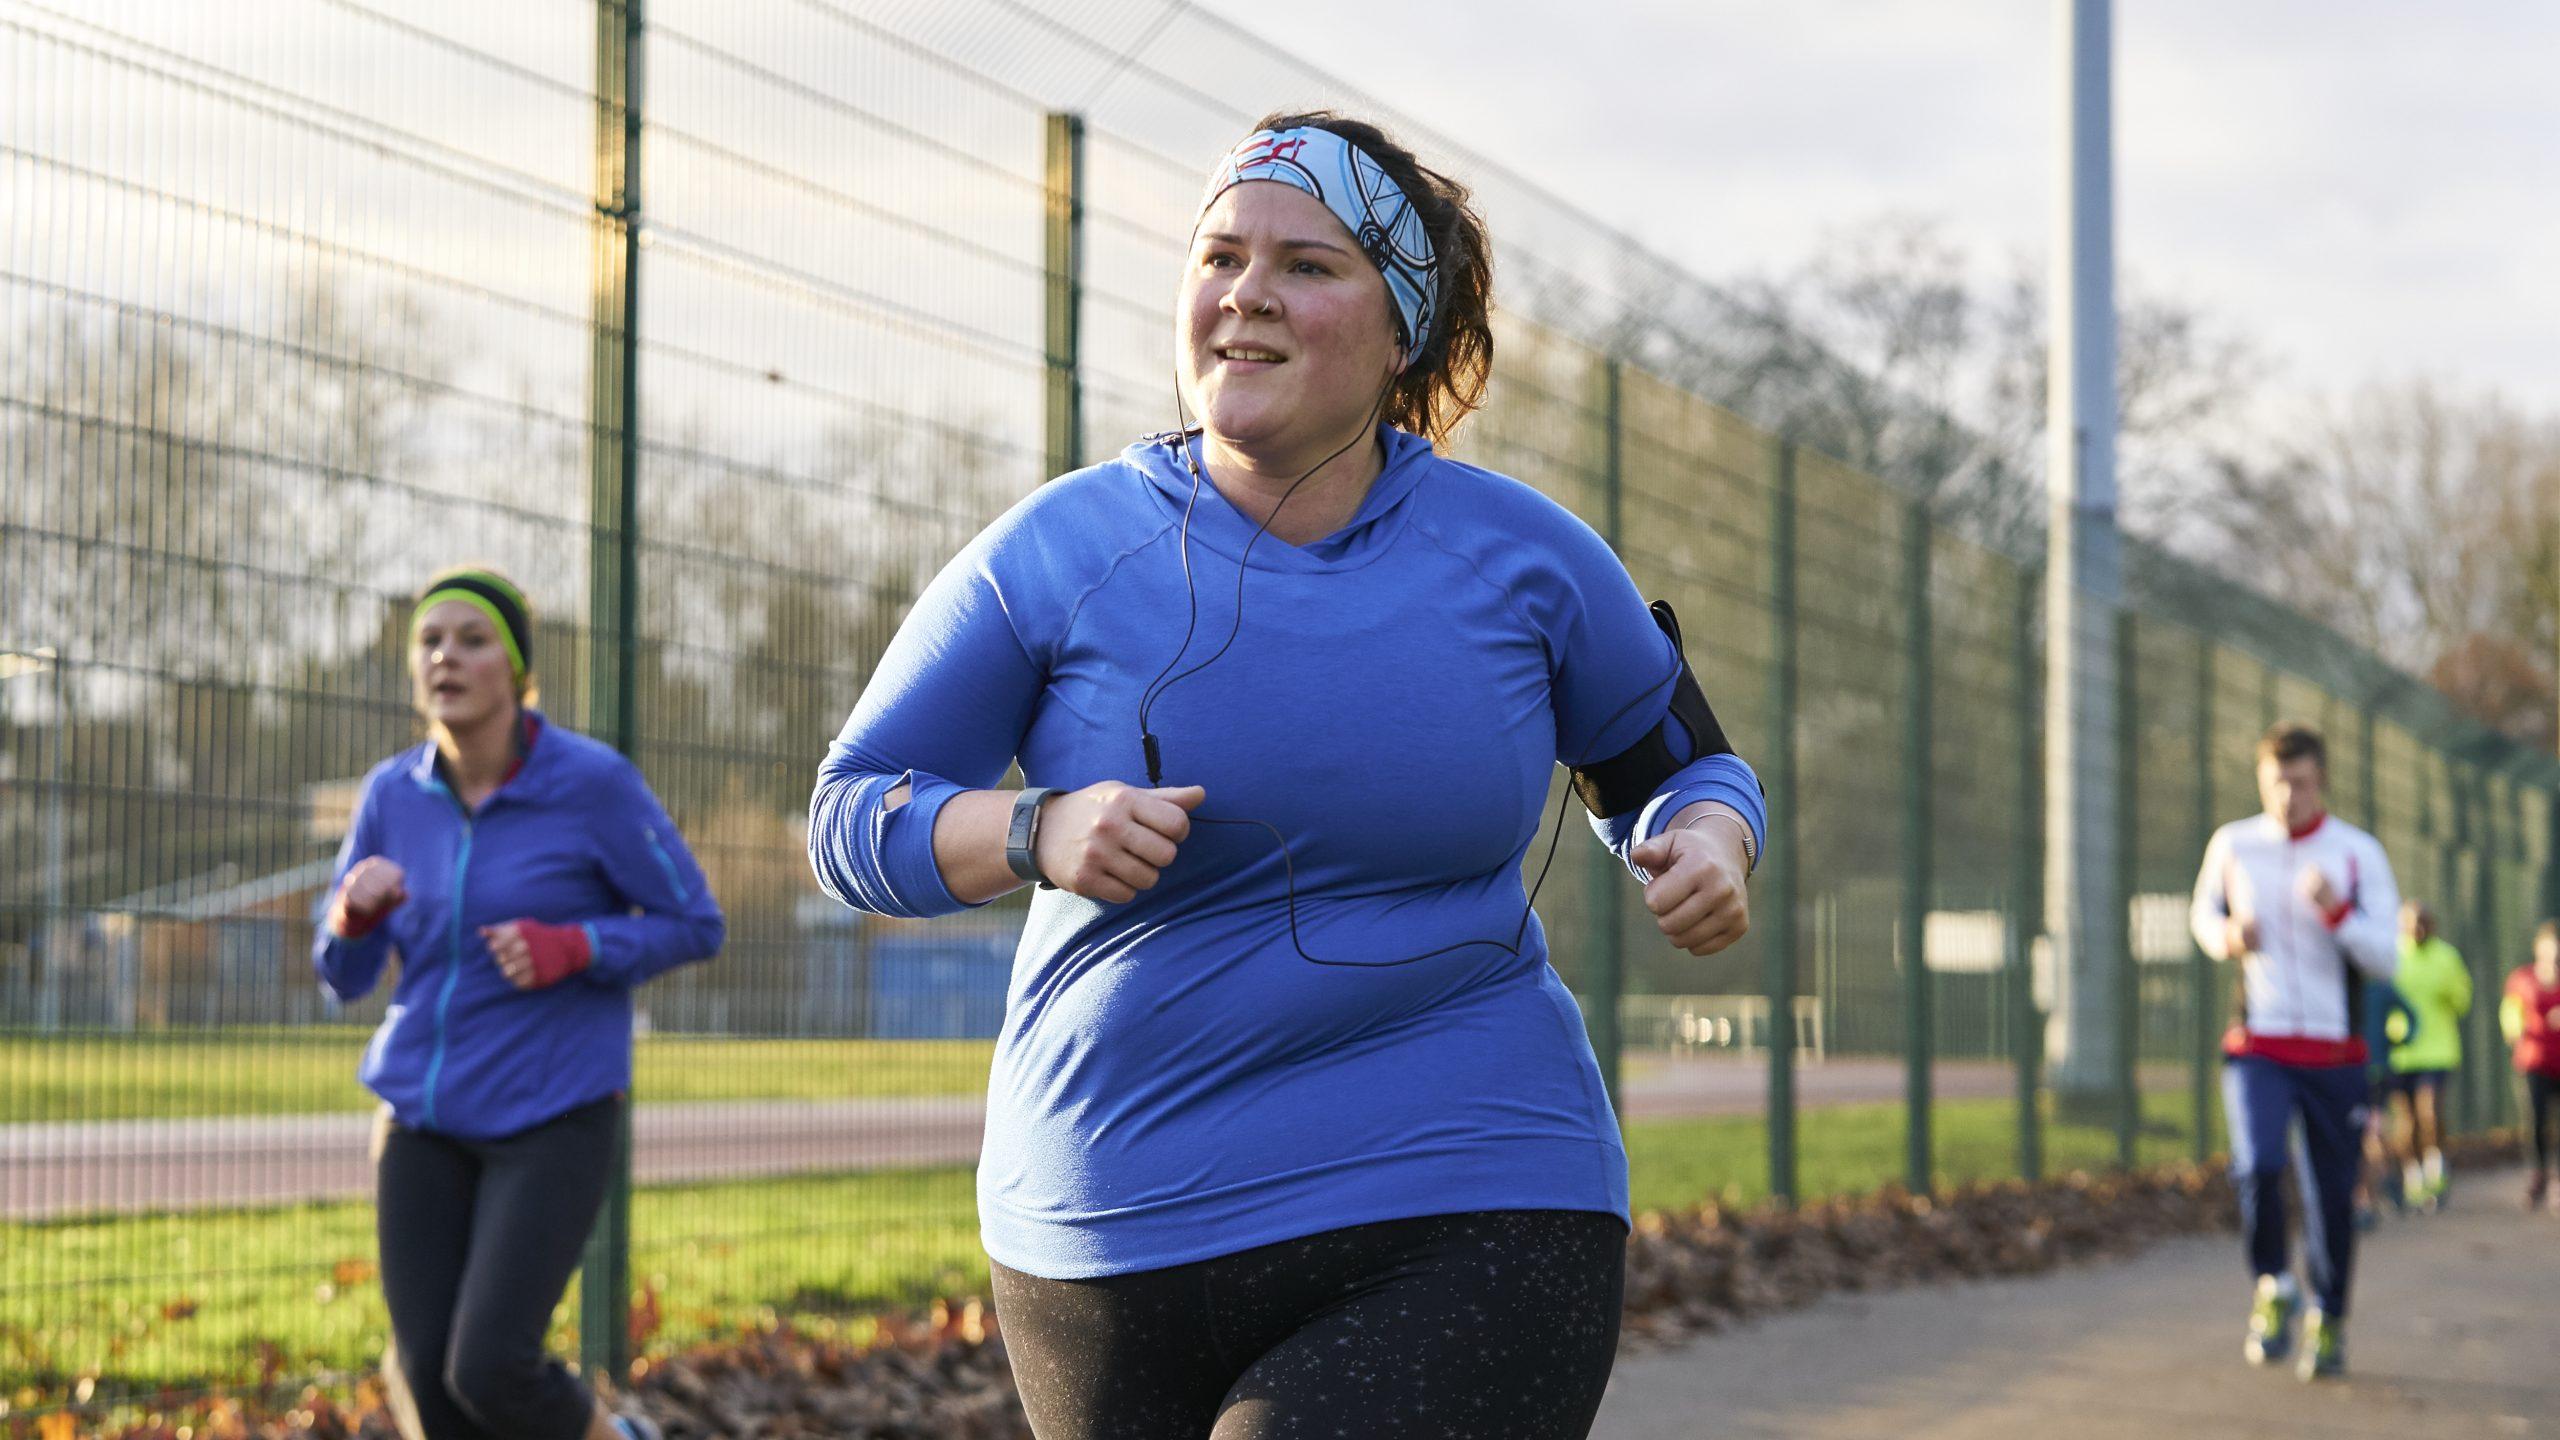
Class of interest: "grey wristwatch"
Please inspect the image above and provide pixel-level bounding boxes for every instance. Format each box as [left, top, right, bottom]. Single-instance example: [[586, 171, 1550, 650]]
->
[[1006, 787, 1060, 889]]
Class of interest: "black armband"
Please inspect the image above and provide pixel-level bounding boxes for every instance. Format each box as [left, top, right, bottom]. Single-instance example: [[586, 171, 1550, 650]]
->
[[1569, 601, 1738, 820]]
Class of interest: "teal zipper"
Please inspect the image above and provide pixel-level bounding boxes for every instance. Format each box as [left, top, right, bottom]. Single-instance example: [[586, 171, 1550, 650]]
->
[[422, 783, 474, 1131]]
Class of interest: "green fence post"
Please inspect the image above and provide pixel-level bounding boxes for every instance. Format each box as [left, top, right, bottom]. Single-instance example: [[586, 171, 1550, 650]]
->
[[2439, 766, 2467, 1137], [1586, 357, 1626, 1117], [1043, 112, 1086, 480], [2359, 704, 2378, 831], [2471, 768, 2496, 1135], [2011, 564, 2043, 1183], [2114, 611, 2139, 1169], [581, 0, 644, 1384], [1766, 443, 1800, 1205], [2192, 635, 2216, 1163], [1902, 495, 1933, 1194], [2547, 773, 2560, 925]]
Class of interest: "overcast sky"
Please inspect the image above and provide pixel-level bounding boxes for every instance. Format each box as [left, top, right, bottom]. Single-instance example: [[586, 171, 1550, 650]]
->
[[1190, 0, 2557, 411]]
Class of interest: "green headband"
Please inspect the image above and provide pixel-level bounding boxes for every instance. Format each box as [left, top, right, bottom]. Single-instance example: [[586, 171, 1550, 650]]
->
[[412, 570, 530, 677]]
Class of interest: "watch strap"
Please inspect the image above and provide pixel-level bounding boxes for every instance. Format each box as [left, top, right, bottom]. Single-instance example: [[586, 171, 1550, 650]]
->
[[1006, 787, 1059, 888]]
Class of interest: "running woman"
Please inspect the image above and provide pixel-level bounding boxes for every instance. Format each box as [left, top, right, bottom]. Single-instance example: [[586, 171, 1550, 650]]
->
[[810, 112, 1763, 1439], [2386, 902, 2471, 1210], [2500, 920, 2560, 1211], [2190, 721, 2399, 1381], [315, 567, 725, 1440]]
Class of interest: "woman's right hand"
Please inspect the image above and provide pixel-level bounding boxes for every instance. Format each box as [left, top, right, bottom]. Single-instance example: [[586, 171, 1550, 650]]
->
[[1032, 783, 1205, 903], [330, 856, 409, 937]]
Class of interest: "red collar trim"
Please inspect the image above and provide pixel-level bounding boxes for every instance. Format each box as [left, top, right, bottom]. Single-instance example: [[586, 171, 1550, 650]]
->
[[503, 710, 543, 784], [2286, 811, 2328, 841]]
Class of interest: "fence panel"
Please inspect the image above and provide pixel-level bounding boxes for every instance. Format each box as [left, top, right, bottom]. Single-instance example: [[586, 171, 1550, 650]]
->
[[8, 0, 2558, 1420]]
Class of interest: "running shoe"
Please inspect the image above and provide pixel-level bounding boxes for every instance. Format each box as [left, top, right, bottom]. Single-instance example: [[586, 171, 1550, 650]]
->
[[2244, 1274, 2298, 1366], [2296, 1311, 2344, 1381], [2524, 1171, 2547, 1212]]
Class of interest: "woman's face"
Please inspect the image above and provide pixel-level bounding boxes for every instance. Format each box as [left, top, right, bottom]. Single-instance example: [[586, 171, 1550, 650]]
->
[[412, 600, 517, 731], [1179, 180, 1401, 457]]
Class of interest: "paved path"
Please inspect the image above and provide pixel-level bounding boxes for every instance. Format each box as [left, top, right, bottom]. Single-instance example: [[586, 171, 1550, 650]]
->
[[1596, 1167, 2558, 1440], [1, 1057, 2025, 1220]]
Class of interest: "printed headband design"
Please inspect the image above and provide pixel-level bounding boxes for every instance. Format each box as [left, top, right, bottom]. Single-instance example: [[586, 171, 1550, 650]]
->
[[1202, 128, 1439, 366], [413, 569, 531, 678]]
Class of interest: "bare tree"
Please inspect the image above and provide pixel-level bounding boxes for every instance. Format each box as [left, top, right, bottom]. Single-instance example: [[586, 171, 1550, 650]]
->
[[1652, 215, 2262, 559], [1, 276, 448, 689], [2180, 381, 2560, 748]]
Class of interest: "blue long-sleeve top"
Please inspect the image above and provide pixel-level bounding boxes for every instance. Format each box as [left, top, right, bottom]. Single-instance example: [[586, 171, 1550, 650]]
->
[[313, 714, 724, 1140], [811, 426, 1765, 1279]]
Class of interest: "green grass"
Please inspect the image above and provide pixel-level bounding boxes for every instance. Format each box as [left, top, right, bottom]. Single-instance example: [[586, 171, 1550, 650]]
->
[[1626, 1088, 2218, 1214], [0, 1031, 995, 1123], [1, 1167, 985, 1404], [3, 1086, 2220, 1406]]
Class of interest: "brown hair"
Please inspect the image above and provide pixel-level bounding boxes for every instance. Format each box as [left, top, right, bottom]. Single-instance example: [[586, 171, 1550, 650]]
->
[[2536, 919, 2559, 949], [2256, 721, 2326, 772], [1252, 110, 1494, 449]]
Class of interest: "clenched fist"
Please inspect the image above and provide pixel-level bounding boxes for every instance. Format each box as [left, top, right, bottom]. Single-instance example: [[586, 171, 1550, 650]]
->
[[2296, 864, 2339, 914], [2225, 915, 2262, 959], [1628, 814, 1752, 957], [1032, 783, 1205, 904], [329, 856, 408, 938]]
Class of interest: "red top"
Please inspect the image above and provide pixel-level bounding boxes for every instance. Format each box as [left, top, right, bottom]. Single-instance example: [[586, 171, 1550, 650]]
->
[[2508, 967, 2560, 1078]]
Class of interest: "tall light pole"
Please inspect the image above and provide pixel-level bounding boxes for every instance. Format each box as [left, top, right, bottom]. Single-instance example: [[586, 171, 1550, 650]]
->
[[2045, 0, 2126, 1110]]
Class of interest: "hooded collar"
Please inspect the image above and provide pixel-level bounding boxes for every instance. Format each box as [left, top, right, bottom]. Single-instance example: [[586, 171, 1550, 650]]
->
[[1124, 425, 1437, 574]]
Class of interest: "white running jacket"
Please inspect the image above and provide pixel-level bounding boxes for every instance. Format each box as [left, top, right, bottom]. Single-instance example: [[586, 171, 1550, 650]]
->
[[2189, 812, 2400, 1046]]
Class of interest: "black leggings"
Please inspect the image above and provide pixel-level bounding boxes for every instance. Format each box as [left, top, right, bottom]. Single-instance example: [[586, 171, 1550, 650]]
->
[[991, 1209, 1627, 1440], [2532, 1074, 2560, 1172], [377, 1096, 621, 1440]]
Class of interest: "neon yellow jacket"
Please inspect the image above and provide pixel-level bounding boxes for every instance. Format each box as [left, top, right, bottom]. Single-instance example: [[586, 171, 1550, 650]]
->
[[2389, 936, 2473, 1073]]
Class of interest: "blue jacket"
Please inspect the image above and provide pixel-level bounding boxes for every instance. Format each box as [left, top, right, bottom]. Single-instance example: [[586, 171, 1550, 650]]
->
[[314, 715, 724, 1140], [811, 427, 1765, 1278]]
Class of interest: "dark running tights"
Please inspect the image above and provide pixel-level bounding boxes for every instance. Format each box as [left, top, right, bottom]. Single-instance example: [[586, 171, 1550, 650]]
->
[[992, 1209, 1627, 1440], [2533, 1074, 2560, 1173], [377, 1096, 621, 1440]]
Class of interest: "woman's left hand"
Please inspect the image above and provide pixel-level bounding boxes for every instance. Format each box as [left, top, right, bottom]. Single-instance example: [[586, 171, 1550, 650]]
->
[[1627, 811, 1752, 956], [481, 919, 593, 990]]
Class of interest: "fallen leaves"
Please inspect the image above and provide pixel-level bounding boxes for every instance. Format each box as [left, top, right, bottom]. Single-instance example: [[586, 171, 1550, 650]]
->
[[17, 1130, 2530, 1439], [1618, 1163, 2239, 1349]]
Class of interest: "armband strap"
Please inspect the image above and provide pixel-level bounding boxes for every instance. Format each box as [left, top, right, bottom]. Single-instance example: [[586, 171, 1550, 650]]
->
[[1570, 600, 1738, 820]]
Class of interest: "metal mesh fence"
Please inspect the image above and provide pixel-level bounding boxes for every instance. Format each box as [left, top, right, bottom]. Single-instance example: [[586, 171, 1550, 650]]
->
[[6, 0, 2557, 1418]]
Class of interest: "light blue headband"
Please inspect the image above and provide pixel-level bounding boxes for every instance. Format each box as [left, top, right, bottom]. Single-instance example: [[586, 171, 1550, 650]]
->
[[1201, 127, 1440, 368]]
